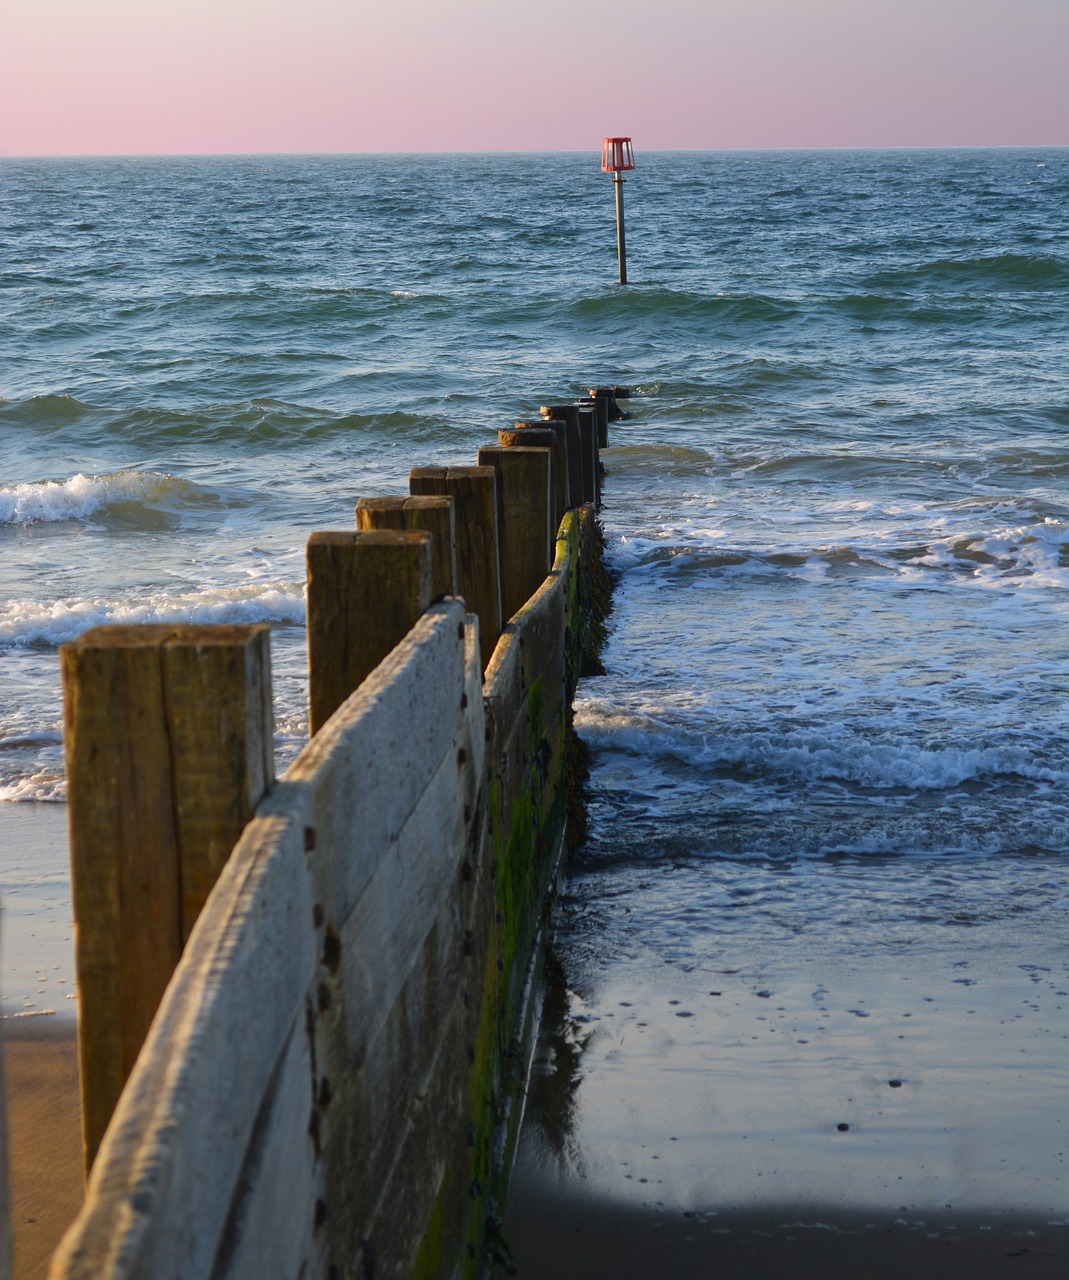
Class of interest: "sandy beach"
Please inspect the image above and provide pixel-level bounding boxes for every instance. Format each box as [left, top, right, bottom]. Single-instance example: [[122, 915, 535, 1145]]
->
[[1, 804, 83, 1278], [3, 1019, 82, 1280]]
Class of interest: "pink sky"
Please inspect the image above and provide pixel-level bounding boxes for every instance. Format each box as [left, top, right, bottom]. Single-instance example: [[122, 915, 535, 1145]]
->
[[2, 0, 1066, 155]]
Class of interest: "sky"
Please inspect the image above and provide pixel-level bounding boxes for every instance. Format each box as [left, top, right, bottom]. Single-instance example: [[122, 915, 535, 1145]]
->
[[1, 0, 1066, 155]]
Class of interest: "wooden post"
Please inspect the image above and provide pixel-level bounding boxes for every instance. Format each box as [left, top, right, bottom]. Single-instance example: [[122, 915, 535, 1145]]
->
[[576, 406, 599, 506], [61, 623, 274, 1173], [409, 467, 502, 669], [505, 422, 568, 533], [582, 394, 610, 449], [542, 401, 594, 506], [539, 406, 585, 509], [476, 446, 553, 621], [589, 386, 625, 423], [307, 530, 431, 735], [355, 495, 457, 600]]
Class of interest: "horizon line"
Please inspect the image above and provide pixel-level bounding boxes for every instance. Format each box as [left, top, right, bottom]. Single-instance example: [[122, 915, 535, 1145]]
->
[[3, 141, 1068, 161]]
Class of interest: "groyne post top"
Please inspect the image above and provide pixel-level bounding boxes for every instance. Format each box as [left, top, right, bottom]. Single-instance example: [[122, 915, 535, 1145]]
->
[[409, 465, 503, 670], [355, 494, 457, 600], [307, 529, 432, 735], [509, 422, 569, 532], [60, 622, 275, 1174], [476, 445, 553, 622]]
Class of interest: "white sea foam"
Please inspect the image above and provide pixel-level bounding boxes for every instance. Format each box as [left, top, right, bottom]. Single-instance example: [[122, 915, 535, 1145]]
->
[[0, 774, 66, 803], [0, 581, 306, 647], [0, 470, 222, 525], [611, 512, 1068, 589], [574, 705, 1066, 792]]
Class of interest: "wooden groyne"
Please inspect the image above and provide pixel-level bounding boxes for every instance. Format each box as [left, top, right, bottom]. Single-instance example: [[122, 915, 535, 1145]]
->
[[37, 388, 625, 1280]]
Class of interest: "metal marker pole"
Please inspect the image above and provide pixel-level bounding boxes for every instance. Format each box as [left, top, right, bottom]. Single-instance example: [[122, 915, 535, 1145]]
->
[[614, 174, 627, 285]]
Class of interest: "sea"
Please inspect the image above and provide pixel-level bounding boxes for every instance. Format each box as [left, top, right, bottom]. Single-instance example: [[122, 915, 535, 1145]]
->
[[1, 148, 1067, 1100]]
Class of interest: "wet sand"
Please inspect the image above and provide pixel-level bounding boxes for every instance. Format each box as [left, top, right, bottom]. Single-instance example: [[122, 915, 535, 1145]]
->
[[498, 930, 1068, 1278], [3, 1018, 82, 1280], [0, 804, 75, 1022], [497, 1188, 1066, 1279]]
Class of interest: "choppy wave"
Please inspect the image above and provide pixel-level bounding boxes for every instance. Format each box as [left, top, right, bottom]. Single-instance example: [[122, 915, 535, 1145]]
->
[[866, 253, 1069, 292], [0, 470, 233, 526], [610, 514, 1068, 588], [575, 706, 1067, 794], [0, 582, 305, 647], [0, 396, 437, 449], [573, 288, 799, 325]]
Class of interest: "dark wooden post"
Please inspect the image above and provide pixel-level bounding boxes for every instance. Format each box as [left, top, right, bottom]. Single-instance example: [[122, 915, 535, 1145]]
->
[[505, 422, 568, 533], [409, 466, 502, 669], [476, 445, 553, 620], [539, 406, 585, 509], [581, 394, 610, 449], [61, 623, 275, 1173], [542, 403, 597, 507], [307, 530, 431, 735], [576, 405, 599, 506], [355, 495, 457, 600]]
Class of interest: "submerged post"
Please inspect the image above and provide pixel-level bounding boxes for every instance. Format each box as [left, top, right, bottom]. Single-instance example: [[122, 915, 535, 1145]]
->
[[61, 623, 275, 1173], [601, 137, 635, 285]]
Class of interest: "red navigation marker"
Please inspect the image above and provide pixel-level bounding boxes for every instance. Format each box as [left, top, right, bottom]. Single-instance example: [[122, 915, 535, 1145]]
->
[[601, 137, 635, 284]]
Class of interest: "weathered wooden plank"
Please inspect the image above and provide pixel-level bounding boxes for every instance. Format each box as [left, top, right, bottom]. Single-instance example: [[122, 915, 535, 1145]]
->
[[61, 622, 274, 1174], [51, 514, 588, 1280], [285, 602, 472, 927], [512, 559, 568, 742], [306, 529, 432, 735], [355, 495, 457, 601], [50, 811, 317, 1280], [409, 467, 502, 669], [476, 446, 553, 622], [207, 1025, 322, 1280]]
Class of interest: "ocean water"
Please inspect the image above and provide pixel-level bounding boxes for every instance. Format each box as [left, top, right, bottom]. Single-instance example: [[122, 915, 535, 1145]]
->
[[1, 151, 1067, 1027]]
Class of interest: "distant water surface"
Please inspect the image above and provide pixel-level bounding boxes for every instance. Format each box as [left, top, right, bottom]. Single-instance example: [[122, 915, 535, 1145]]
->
[[1, 149, 1066, 1020]]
